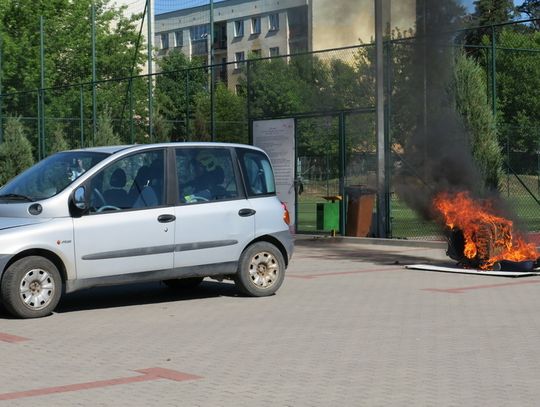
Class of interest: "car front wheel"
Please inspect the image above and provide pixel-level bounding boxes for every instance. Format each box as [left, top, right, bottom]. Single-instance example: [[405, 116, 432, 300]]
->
[[1, 256, 62, 319], [234, 242, 285, 297]]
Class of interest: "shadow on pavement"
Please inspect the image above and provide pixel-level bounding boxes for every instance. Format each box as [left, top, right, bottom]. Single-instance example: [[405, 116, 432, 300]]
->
[[0, 280, 240, 318], [0, 281, 241, 318], [55, 280, 240, 314], [294, 239, 451, 267]]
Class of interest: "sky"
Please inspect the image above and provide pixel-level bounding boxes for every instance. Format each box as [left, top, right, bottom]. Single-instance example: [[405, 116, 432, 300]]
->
[[462, 0, 521, 12], [463, 0, 475, 11]]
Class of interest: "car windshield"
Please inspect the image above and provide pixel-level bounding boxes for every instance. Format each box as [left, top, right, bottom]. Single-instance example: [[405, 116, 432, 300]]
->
[[0, 151, 109, 201]]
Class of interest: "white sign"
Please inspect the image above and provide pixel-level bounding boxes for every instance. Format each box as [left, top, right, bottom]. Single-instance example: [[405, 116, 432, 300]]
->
[[253, 119, 296, 229]]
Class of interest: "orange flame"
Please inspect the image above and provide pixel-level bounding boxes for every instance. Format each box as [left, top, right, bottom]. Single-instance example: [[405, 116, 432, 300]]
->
[[433, 191, 538, 269]]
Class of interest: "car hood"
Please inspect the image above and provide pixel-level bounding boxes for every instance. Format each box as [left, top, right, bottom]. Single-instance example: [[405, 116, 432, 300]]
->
[[0, 217, 52, 231]]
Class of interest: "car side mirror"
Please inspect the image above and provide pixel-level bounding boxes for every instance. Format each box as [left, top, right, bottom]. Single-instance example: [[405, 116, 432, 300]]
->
[[74, 186, 87, 210], [70, 186, 88, 216]]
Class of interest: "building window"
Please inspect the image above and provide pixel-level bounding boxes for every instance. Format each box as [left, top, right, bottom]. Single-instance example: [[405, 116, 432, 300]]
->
[[235, 84, 243, 95], [190, 24, 209, 55], [190, 24, 209, 42], [235, 51, 245, 69], [251, 17, 261, 34], [269, 47, 279, 57], [251, 49, 261, 58], [269, 13, 279, 31], [234, 20, 244, 37], [161, 33, 169, 49], [175, 30, 183, 47]]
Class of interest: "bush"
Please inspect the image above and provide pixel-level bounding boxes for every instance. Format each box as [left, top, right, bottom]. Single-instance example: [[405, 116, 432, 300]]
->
[[0, 117, 35, 185], [94, 108, 122, 146], [453, 51, 502, 191]]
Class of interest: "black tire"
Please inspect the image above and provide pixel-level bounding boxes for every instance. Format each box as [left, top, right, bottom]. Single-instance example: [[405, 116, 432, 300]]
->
[[1, 256, 62, 319], [163, 277, 204, 290], [234, 242, 285, 297]]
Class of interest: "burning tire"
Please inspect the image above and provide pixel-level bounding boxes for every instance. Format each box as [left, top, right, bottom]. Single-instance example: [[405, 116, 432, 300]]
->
[[438, 192, 539, 271]]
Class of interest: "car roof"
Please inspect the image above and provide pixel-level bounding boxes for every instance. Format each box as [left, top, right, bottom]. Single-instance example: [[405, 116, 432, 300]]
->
[[77, 142, 265, 155]]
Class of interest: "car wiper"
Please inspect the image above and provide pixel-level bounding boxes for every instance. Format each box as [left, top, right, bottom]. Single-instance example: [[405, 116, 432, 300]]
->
[[0, 193, 35, 202]]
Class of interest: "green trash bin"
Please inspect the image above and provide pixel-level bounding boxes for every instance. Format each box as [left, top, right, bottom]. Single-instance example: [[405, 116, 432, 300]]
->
[[316, 200, 340, 231]]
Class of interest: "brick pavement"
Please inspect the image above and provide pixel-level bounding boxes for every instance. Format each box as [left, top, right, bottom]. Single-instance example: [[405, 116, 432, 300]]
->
[[2, 236, 540, 406]]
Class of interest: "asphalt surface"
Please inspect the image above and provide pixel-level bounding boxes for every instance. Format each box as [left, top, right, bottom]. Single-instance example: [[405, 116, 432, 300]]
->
[[2, 236, 540, 406]]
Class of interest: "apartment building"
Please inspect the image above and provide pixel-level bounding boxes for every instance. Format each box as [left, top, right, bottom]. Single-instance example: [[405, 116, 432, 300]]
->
[[154, 0, 309, 87], [154, 0, 416, 87]]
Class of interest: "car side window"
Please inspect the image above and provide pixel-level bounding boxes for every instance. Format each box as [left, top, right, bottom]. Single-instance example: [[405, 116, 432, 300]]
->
[[238, 150, 276, 197], [176, 148, 238, 204], [88, 150, 165, 213]]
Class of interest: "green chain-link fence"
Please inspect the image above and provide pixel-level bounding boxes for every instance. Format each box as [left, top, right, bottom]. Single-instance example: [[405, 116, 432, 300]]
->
[[1, 14, 539, 239]]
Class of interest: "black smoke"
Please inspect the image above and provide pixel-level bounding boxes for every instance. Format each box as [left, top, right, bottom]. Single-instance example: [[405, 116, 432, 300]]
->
[[393, 0, 487, 220]]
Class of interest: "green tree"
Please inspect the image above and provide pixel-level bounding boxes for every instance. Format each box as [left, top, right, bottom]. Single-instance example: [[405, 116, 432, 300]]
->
[[94, 108, 121, 146], [517, 0, 540, 28], [155, 51, 207, 140], [0, 0, 146, 134], [248, 58, 305, 118], [0, 117, 35, 185], [495, 28, 540, 153], [213, 83, 247, 144], [472, 0, 515, 25], [0, 0, 146, 91], [152, 106, 173, 143], [47, 124, 69, 154], [466, 0, 515, 52], [453, 52, 502, 189], [192, 82, 247, 143]]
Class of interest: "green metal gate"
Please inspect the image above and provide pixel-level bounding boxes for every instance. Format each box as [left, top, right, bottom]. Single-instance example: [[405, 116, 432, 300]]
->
[[262, 109, 377, 235]]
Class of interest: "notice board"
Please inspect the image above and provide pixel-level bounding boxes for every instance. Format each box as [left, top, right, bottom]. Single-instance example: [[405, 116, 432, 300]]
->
[[253, 118, 296, 229]]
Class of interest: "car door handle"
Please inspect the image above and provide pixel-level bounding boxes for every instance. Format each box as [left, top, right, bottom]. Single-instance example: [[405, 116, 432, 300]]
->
[[238, 208, 256, 217], [157, 214, 176, 223]]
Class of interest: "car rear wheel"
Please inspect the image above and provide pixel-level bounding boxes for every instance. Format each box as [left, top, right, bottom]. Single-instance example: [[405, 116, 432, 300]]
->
[[234, 242, 285, 297], [1, 256, 62, 319]]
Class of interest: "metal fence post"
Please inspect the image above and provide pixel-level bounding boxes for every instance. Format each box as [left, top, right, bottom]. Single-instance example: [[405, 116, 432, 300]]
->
[[146, 0, 153, 142], [91, 3, 97, 145], [384, 39, 392, 238], [80, 85, 84, 148], [507, 136, 510, 197], [210, 0, 215, 142], [0, 34, 3, 144], [339, 112, 346, 236], [129, 78, 134, 144], [491, 24, 497, 117], [210, 64, 215, 141], [40, 16, 46, 157], [37, 92, 42, 160], [375, 0, 388, 238], [185, 70, 190, 140], [247, 60, 252, 144]]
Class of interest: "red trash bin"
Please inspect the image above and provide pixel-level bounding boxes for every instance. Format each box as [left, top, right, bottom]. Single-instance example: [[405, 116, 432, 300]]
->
[[345, 185, 376, 237]]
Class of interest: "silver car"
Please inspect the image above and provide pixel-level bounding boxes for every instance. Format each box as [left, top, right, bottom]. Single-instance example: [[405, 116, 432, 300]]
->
[[0, 143, 293, 318]]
